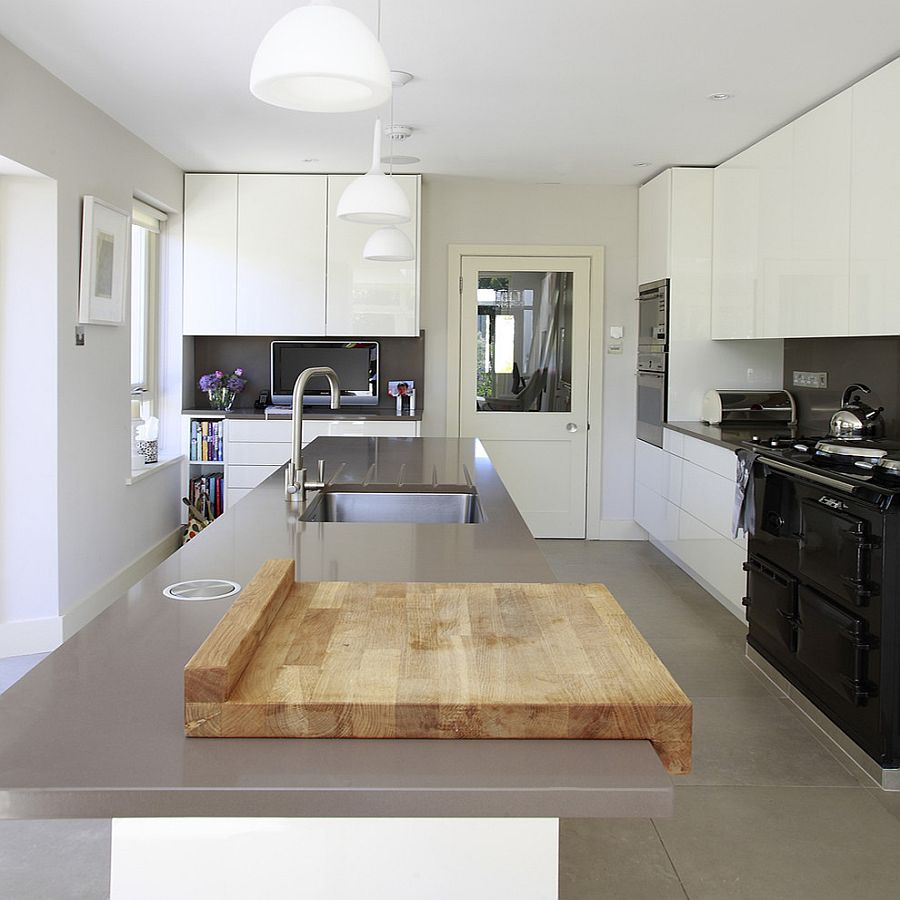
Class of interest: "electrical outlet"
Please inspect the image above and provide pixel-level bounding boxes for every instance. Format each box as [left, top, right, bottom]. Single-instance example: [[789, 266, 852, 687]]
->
[[75, 326, 85, 347], [607, 341, 623, 354], [792, 370, 828, 388]]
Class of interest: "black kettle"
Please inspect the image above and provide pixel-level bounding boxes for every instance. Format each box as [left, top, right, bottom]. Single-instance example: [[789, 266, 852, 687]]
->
[[829, 383, 885, 438]]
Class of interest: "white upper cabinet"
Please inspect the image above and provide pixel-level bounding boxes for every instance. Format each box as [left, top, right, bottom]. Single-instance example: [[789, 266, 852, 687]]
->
[[637, 170, 671, 285], [326, 174, 419, 336], [183, 174, 237, 335], [236, 175, 327, 335], [183, 173, 420, 337], [850, 57, 900, 336], [779, 91, 851, 337], [712, 92, 852, 339]]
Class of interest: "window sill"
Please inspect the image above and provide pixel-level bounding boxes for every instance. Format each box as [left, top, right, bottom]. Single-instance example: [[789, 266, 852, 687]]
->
[[126, 454, 184, 486]]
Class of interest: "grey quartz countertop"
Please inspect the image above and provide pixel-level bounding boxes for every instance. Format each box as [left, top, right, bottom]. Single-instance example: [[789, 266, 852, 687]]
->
[[665, 420, 798, 451], [0, 438, 671, 819], [183, 407, 423, 422]]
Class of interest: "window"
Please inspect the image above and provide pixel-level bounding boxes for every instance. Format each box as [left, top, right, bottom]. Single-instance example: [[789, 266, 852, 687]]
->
[[130, 200, 166, 413]]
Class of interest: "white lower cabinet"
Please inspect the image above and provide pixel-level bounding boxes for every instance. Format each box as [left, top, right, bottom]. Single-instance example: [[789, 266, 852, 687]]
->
[[635, 432, 746, 620]]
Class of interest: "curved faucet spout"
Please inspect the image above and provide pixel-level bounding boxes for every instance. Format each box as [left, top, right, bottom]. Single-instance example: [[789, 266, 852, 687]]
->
[[286, 366, 341, 502]]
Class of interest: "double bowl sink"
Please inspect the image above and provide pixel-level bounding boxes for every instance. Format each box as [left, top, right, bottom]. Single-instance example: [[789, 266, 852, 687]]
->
[[300, 483, 485, 525]]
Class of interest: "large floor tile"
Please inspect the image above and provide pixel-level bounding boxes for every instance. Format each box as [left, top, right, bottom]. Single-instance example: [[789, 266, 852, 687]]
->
[[649, 638, 780, 699], [680, 697, 858, 787], [656, 785, 900, 900], [0, 819, 111, 900], [558, 818, 686, 900]]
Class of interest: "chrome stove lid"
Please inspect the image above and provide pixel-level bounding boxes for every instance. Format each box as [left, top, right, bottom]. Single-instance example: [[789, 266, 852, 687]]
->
[[877, 456, 900, 474], [813, 440, 889, 460]]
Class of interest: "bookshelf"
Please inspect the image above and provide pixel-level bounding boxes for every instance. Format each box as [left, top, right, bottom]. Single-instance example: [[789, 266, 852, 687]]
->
[[184, 415, 226, 522]]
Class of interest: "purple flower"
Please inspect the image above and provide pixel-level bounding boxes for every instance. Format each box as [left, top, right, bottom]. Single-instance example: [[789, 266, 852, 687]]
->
[[214, 370, 224, 379], [198, 372, 221, 392], [234, 367, 243, 377], [226, 375, 245, 393]]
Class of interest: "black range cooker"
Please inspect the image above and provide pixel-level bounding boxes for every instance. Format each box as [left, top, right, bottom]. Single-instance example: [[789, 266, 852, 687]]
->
[[742, 434, 900, 771]]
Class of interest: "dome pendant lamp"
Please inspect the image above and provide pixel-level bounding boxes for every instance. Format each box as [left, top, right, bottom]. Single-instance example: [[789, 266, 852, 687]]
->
[[249, 0, 392, 113], [363, 225, 414, 261], [336, 118, 411, 224]]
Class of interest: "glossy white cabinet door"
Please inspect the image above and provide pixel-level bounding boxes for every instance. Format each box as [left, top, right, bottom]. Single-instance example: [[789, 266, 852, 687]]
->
[[712, 147, 760, 339], [326, 174, 419, 336], [850, 57, 900, 336], [183, 174, 237, 335], [637, 170, 671, 285], [775, 91, 851, 337], [752, 126, 794, 338], [236, 175, 327, 335]]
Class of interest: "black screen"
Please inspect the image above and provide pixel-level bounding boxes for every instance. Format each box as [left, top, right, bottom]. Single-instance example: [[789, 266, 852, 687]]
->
[[272, 342, 378, 403]]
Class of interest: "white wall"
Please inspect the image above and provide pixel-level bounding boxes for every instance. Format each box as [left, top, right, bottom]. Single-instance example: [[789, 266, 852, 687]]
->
[[0, 175, 59, 638], [0, 36, 184, 651], [420, 176, 639, 536]]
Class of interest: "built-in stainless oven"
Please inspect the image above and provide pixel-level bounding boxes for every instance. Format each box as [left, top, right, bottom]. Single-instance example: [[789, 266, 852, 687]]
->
[[636, 279, 670, 446], [638, 279, 669, 350]]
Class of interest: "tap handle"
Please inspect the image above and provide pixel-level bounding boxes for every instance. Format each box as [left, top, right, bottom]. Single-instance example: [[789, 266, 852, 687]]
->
[[317, 459, 325, 483]]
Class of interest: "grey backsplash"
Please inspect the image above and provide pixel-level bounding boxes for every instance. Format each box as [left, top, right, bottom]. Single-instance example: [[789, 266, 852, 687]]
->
[[783, 336, 900, 436], [188, 331, 425, 411]]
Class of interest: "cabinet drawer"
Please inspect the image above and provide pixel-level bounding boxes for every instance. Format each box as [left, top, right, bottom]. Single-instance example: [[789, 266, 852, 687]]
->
[[682, 434, 737, 480], [673, 508, 747, 609], [681, 459, 735, 539], [226, 464, 282, 489], [226, 488, 252, 507], [228, 443, 291, 466], [227, 419, 292, 443]]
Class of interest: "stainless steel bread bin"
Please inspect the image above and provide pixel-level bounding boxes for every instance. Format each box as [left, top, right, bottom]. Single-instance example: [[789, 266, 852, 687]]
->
[[702, 390, 797, 426]]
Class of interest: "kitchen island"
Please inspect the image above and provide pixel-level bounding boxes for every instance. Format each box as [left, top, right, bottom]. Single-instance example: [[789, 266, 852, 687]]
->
[[0, 438, 673, 820]]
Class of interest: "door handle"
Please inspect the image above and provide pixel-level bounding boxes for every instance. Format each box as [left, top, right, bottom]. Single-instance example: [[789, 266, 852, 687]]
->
[[566, 423, 579, 433]]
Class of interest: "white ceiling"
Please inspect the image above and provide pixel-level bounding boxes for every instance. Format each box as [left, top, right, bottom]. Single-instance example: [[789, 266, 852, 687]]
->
[[2, 0, 900, 184]]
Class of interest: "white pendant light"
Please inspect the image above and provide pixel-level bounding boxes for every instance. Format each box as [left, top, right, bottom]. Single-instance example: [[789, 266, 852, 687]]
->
[[363, 225, 414, 261], [336, 118, 411, 224], [250, 1, 391, 113]]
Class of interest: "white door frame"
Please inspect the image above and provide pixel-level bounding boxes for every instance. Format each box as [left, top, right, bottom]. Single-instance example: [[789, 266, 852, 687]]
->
[[446, 244, 605, 540]]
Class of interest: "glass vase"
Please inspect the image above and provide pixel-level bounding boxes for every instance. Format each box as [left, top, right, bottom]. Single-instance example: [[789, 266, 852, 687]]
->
[[208, 388, 235, 411]]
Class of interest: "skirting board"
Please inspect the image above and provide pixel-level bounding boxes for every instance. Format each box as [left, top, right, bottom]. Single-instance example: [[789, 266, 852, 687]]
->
[[595, 519, 647, 541], [649, 537, 746, 624], [0, 526, 182, 658]]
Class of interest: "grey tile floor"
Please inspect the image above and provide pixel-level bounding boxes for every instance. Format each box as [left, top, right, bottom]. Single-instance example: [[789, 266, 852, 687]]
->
[[2, 540, 899, 899]]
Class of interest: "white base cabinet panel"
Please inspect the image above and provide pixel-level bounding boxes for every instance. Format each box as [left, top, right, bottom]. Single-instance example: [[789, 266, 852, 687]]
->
[[635, 432, 747, 621]]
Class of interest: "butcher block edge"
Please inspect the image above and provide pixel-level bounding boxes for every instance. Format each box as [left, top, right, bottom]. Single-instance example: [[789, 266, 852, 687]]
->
[[184, 560, 692, 774]]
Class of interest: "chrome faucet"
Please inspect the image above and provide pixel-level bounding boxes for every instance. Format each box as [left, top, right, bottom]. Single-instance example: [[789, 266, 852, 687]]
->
[[284, 366, 341, 502]]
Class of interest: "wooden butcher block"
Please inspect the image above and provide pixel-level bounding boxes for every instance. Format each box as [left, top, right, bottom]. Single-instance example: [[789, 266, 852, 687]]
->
[[184, 560, 692, 773]]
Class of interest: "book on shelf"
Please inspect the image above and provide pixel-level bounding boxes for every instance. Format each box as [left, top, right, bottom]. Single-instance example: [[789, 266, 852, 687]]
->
[[189, 471, 225, 520], [190, 418, 224, 463]]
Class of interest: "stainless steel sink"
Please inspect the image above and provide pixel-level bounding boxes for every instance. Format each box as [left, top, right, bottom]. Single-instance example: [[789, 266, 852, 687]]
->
[[300, 484, 484, 524]]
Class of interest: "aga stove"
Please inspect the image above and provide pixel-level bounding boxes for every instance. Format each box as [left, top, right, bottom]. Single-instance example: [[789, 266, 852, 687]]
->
[[741, 433, 900, 784]]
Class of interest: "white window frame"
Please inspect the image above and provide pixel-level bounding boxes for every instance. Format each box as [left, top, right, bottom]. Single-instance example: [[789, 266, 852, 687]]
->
[[131, 199, 167, 416]]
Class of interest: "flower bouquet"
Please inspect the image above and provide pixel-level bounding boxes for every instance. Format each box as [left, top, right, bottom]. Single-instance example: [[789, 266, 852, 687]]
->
[[199, 368, 247, 411]]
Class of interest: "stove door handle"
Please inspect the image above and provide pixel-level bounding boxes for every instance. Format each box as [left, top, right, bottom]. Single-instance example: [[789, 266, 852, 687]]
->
[[761, 457, 859, 494]]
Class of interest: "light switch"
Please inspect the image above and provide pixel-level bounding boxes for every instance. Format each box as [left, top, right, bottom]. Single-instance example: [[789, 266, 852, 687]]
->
[[609, 325, 624, 340]]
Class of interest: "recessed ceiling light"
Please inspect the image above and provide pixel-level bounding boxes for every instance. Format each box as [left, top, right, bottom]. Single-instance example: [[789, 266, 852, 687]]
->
[[707, 92, 733, 101], [633, 162, 652, 168], [381, 155, 420, 165]]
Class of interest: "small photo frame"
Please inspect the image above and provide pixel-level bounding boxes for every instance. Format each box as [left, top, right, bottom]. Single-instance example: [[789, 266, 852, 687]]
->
[[387, 380, 415, 397], [78, 195, 130, 326]]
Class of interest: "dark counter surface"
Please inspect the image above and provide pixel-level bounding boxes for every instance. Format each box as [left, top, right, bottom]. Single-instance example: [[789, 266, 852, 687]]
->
[[183, 407, 423, 422], [0, 438, 671, 819], [665, 420, 800, 451]]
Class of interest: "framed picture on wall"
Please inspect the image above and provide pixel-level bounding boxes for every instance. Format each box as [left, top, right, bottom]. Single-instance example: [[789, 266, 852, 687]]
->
[[78, 195, 130, 326]]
